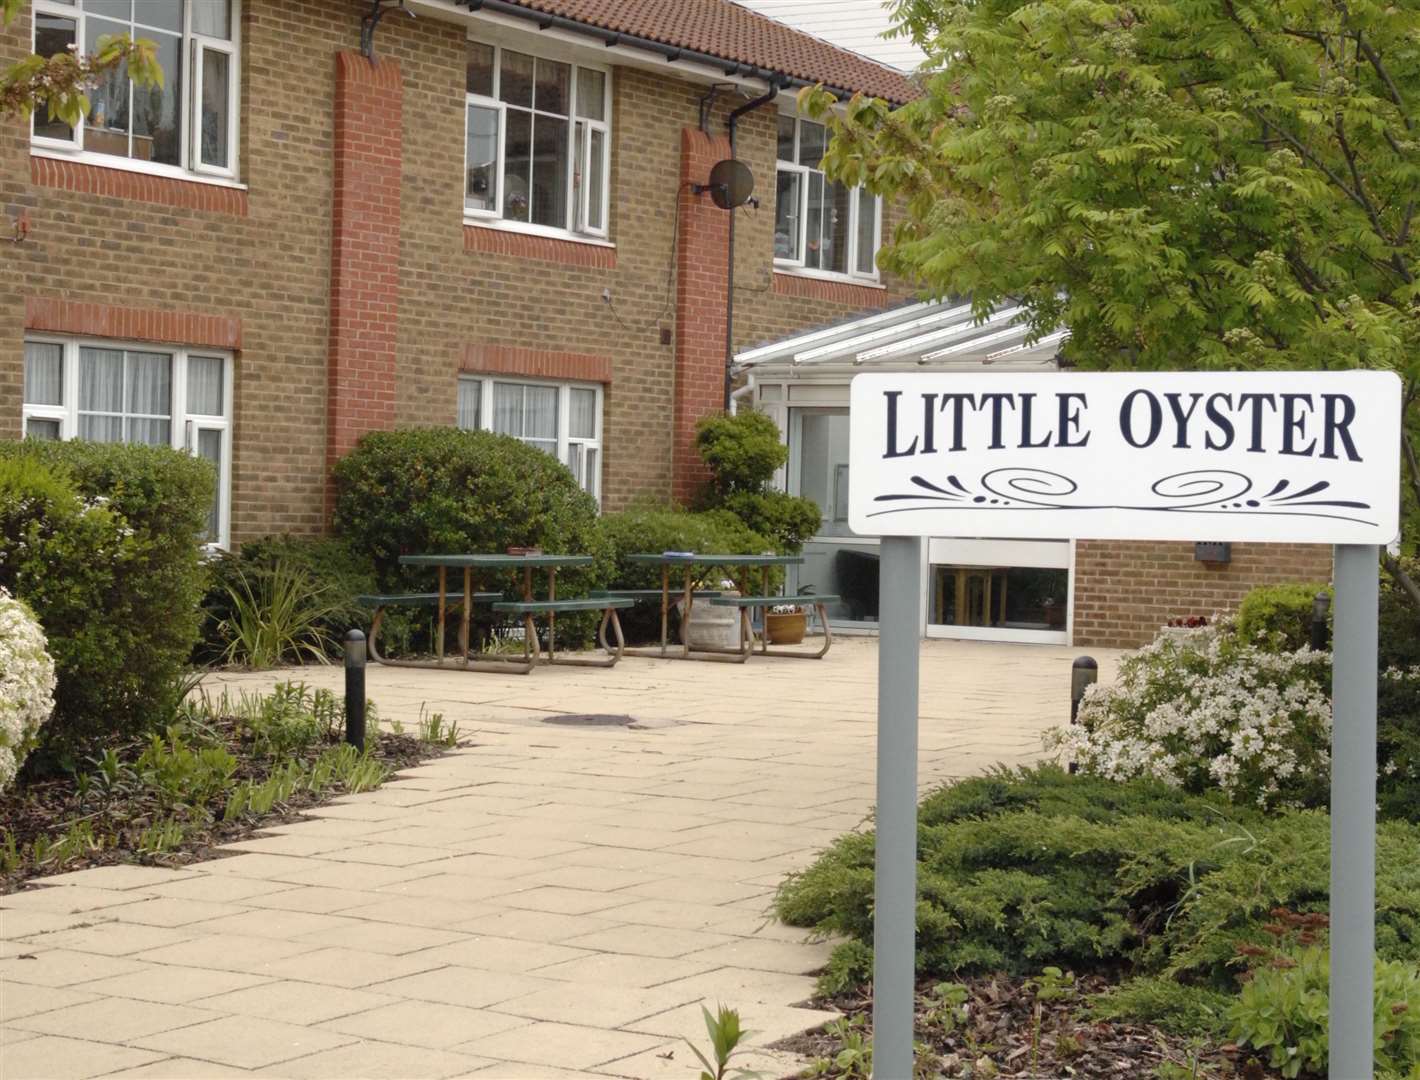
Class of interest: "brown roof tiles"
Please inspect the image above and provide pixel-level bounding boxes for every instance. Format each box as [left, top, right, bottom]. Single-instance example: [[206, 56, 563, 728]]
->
[[474, 0, 918, 103]]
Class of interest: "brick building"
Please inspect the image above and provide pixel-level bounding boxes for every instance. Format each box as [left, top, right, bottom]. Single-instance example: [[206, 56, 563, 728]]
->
[[3, 1, 1331, 649], [4, 0, 915, 546]]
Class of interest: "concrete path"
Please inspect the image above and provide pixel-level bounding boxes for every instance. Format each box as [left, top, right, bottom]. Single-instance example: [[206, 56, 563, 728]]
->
[[1, 638, 1119, 1079]]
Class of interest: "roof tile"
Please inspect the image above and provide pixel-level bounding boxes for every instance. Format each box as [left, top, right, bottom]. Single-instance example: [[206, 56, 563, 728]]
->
[[481, 0, 918, 103]]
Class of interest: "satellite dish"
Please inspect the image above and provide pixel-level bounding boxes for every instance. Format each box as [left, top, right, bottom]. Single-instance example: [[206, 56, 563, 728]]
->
[[707, 159, 754, 209]]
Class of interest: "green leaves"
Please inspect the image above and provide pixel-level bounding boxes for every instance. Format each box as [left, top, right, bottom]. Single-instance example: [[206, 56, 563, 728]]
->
[[809, 0, 1420, 387], [686, 1004, 762, 1080], [1, 31, 161, 125]]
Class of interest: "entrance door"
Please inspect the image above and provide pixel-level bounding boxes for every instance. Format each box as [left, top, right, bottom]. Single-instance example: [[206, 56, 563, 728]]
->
[[787, 408, 880, 630], [926, 538, 1072, 644]]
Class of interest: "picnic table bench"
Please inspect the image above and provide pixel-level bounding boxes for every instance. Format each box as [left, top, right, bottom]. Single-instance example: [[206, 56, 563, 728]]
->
[[358, 553, 628, 674], [493, 596, 634, 668], [710, 593, 839, 658], [619, 553, 835, 660], [356, 591, 500, 665]]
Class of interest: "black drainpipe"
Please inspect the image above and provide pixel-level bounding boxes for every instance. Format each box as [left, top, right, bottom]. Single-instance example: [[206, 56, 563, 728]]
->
[[723, 79, 783, 409]]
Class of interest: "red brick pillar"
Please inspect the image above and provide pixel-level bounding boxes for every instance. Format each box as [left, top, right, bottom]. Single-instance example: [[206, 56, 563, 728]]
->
[[327, 52, 402, 505], [672, 128, 732, 504]]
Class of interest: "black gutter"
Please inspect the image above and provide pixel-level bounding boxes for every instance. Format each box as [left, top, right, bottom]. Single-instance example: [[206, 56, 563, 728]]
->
[[462, 0, 857, 101], [723, 80, 784, 409]]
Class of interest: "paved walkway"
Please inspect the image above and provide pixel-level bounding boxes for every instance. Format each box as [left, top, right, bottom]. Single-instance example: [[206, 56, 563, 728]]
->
[[1, 638, 1118, 1079]]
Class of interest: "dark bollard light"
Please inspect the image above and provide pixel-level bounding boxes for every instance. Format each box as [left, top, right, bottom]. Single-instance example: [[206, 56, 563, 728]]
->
[[1311, 591, 1332, 651], [1068, 655, 1098, 775], [344, 629, 367, 752]]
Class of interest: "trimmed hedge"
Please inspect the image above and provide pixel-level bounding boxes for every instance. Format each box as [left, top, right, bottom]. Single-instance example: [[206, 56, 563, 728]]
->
[[333, 428, 611, 647], [1235, 582, 1332, 650], [0, 441, 213, 760]]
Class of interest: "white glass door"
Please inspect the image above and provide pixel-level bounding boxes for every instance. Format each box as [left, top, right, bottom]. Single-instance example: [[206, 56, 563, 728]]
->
[[788, 408, 880, 629]]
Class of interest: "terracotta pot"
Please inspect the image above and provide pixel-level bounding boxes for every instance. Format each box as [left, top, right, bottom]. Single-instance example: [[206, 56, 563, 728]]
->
[[765, 610, 807, 645]]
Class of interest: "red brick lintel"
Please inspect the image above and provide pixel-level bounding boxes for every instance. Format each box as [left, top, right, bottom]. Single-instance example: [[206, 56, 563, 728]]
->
[[30, 155, 250, 216], [25, 297, 242, 351], [772, 270, 890, 307], [463, 224, 616, 269], [461, 344, 612, 385]]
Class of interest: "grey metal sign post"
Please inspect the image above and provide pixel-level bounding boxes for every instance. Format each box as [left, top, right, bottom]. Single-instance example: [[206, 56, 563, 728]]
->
[[848, 372, 1399, 1080], [1331, 544, 1378, 1080], [873, 535, 922, 1080]]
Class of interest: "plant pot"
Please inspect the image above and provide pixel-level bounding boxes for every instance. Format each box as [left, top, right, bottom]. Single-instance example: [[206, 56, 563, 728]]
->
[[678, 597, 741, 651], [765, 610, 807, 645]]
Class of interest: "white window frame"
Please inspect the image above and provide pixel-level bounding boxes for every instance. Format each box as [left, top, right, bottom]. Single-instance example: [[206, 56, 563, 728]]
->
[[31, 0, 242, 186], [21, 335, 235, 550], [464, 40, 611, 241], [456, 374, 603, 503], [775, 114, 882, 283]]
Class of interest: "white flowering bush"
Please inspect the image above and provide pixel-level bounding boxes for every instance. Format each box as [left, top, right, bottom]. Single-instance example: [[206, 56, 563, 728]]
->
[[0, 588, 57, 793], [1045, 620, 1332, 810]]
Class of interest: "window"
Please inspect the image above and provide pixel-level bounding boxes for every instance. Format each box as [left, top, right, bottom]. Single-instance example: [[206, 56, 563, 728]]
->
[[32, 0, 240, 181], [22, 337, 234, 547], [775, 115, 881, 279], [457, 376, 602, 500], [465, 40, 610, 238]]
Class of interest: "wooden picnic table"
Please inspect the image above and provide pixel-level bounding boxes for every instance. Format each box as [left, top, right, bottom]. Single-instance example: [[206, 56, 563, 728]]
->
[[619, 552, 828, 661], [393, 553, 616, 674]]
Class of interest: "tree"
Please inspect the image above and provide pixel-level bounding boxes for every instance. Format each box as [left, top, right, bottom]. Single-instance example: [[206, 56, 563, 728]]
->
[[1, 0, 161, 127], [803, 0, 1420, 594]]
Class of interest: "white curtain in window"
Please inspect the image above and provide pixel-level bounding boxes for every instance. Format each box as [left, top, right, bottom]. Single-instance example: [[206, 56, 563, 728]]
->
[[187, 355, 224, 415], [492, 383, 523, 435], [569, 387, 596, 439], [126, 352, 172, 445], [195, 428, 223, 540], [457, 379, 481, 429], [78, 347, 124, 441], [23, 342, 63, 405], [565, 442, 583, 484], [191, 0, 231, 40], [523, 385, 558, 453]]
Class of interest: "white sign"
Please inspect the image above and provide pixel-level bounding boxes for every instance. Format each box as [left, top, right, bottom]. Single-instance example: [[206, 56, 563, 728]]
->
[[848, 371, 1401, 543]]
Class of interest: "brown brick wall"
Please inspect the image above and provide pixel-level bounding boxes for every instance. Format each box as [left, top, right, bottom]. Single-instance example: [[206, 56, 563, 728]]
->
[[1073, 540, 1335, 649], [1, 0, 347, 541], [3, 0, 915, 540]]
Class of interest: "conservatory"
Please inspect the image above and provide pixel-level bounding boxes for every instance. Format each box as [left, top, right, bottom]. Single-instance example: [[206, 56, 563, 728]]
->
[[733, 298, 1075, 645]]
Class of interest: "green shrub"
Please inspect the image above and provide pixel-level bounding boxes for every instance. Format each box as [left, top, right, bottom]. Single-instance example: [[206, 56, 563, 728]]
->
[[1087, 975, 1232, 1037], [717, 490, 822, 555], [775, 767, 1420, 995], [1229, 941, 1420, 1078], [599, 503, 770, 642], [1236, 582, 1332, 650], [333, 428, 611, 646], [694, 410, 786, 496], [199, 535, 376, 664], [692, 410, 822, 554], [0, 442, 212, 760]]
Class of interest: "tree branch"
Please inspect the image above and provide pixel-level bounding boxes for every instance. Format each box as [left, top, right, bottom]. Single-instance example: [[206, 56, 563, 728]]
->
[[1381, 550, 1420, 612]]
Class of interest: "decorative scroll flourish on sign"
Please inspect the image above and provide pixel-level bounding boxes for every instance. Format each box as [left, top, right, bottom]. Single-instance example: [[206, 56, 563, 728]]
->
[[870, 468, 1377, 525]]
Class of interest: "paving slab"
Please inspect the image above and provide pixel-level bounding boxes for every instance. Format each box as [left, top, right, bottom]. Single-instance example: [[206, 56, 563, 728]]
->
[[2, 637, 1117, 1078]]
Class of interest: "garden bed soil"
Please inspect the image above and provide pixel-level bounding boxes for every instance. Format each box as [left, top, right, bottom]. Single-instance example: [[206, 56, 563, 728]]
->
[[775, 974, 1280, 1079], [0, 719, 449, 894]]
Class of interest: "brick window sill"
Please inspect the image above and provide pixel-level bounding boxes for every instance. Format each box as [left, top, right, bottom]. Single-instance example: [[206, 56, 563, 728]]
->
[[772, 270, 890, 306], [463, 221, 617, 269], [30, 152, 249, 216]]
